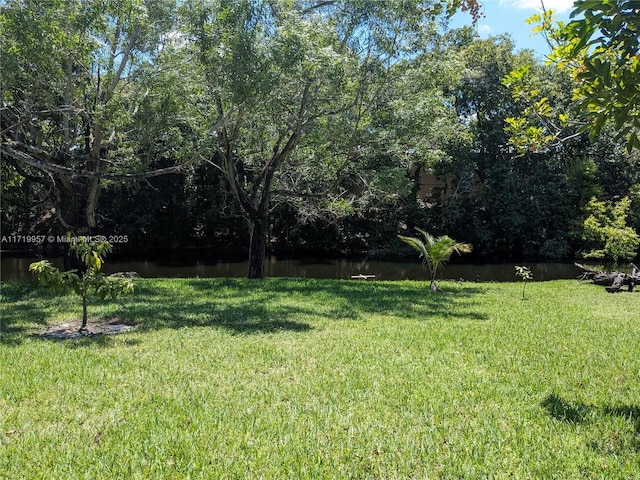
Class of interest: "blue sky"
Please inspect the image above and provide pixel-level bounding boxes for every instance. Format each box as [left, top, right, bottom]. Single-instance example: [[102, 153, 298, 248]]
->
[[449, 0, 577, 58]]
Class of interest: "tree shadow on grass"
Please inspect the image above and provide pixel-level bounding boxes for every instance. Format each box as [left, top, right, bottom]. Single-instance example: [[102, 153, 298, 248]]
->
[[102, 278, 316, 334], [56, 334, 145, 349], [2, 277, 487, 344], [1, 281, 60, 345], [119, 277, 488, 331], [541, 392, 640, 453], [541, 392, 593, 424], [36, 332, 124, 349], [256, 278, 489, 322]]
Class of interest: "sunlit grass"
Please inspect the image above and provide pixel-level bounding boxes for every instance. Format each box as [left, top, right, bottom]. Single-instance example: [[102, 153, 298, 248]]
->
[[1, 278, 639, 478]]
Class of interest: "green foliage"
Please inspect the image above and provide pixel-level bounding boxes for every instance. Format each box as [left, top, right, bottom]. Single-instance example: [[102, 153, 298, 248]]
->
[[29, 239, 134, 330], [6, 0, 640, 266], [629, 183, 640, 233], [434, 35, 582, 261], [28, 261, 80, 295], [502, 62, 577, 154], [398, 228, 472, 291], [514, 265, 533, 300], [559, 0, 640, 151], [1, 0, 181, 232], [580, 196, 640, 262], [177, 0, 491, 278], [522, 1, 640, 152]]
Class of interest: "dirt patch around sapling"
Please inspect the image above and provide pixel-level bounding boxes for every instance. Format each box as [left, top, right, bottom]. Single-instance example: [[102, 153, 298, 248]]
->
[[37, 317, 137, 339]]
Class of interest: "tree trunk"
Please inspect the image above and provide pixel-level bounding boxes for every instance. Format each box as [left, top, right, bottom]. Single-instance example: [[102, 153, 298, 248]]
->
[[576, 263, 639, 292], [81, 294, 88, 331], [247, 218, 267, 279]]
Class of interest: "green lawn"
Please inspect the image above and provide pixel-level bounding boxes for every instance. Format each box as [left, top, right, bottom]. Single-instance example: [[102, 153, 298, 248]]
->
[[1, 278, 639, 479]]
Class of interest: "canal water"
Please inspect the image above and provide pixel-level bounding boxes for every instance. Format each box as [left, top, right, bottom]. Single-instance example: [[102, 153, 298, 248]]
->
[[0, 254, 602, 282]]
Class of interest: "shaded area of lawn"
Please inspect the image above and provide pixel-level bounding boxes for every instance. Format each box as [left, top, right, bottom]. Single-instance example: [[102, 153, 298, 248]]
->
[[0, 278, 487, 344], [0, 281, 57, 345], [109, 278, 488, 333], [542, 393, 640, 454]]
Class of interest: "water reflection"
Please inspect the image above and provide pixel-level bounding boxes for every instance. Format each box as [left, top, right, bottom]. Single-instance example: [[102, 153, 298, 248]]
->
[[0, 254, 601, 282]]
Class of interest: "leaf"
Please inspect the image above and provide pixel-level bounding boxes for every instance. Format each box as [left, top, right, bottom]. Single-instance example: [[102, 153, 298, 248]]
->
[[526, 13, 542, 25], [398, 234, 427, 261], [628, 132, 640, 152], [92, 251, 102, 271]]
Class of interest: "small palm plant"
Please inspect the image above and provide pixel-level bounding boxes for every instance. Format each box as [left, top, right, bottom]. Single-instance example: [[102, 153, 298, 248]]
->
[[30, 239, 134, 332], [398, 228, 472, 292]]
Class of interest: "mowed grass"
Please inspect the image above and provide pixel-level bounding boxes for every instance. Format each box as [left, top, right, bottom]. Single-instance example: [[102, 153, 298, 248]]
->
[[1, 277, 639, 479]]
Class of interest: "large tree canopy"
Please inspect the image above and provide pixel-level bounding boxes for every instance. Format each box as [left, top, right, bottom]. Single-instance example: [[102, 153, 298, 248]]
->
[[179, 0, 481, 278], [3, 1, 635, 267], [0, 0, 181, 238], [1, 0, 483, 276]]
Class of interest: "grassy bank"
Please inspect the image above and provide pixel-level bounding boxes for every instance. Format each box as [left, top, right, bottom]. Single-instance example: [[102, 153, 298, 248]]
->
[[1, 278, 639, 478]]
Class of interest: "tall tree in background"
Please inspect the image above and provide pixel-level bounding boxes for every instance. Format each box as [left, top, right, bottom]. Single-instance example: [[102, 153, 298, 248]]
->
[[501, 1, 640, 260], [425, 31, 607, 261], [183, 0, 482, 278], [0, 0, 181, 248], [439, 33, 574, 259]]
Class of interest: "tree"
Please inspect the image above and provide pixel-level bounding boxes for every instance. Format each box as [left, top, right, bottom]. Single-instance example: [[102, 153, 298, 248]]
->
[[308, 27, 478, 258], [551, 0, 640, 151], [580, 196, 639, 262], [433, 33, 580, 261], [398, 228, 472, 291], [180, 0, 481, 279], [96, 36, 231, 251], [29, 239, 134, 331], [511, 1, 640, 152], [445, 34, 537, 257], [1, 0, 182, 262]]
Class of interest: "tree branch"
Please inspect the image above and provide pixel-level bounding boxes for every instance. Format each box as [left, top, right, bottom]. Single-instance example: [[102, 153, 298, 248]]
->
[[256, 81, 312, 213], [214, 97, 257, 217], [302, 1, 337, 14], [3, 154, 52, 186], [2, 143, 185, 180], [104, 24, 141, 103]]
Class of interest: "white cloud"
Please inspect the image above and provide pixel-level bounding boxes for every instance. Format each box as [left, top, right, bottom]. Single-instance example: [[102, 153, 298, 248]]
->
[[502, 0, 575, 13], [478, 24, 493, 35]]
